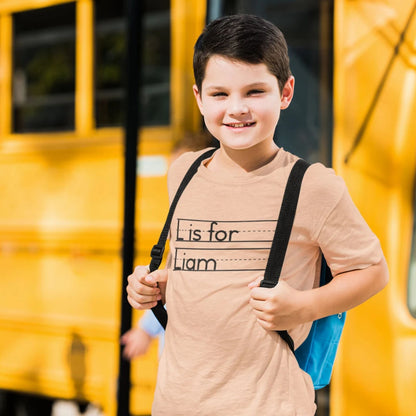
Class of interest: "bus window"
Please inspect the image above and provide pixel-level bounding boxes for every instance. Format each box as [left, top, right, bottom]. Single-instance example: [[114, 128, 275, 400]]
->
[[12, 3, 76, 133], [409, 188, 416, 317], [219, 0, 333, 165], [95, 0, 170, 128]]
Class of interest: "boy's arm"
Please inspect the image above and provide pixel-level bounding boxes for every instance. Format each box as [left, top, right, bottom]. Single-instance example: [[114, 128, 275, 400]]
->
[[249, 257, 388, 331]]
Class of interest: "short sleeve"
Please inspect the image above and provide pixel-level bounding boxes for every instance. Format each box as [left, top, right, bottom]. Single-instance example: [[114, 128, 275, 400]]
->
[[298, 163, 384, 276], [315, 181, 383, 275]]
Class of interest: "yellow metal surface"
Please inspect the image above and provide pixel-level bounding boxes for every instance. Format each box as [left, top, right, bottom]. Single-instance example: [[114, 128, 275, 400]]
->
[[170, 0, 206, 139], [0, 13, 12, 136], [0, 0, 73, 14], [0, 127, 171, 414], [76, 0, 94, 135], [332, 1, 416, 415]]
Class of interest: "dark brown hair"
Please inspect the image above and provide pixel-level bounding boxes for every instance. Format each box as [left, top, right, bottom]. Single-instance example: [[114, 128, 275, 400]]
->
[[193, 14, 292, 94]]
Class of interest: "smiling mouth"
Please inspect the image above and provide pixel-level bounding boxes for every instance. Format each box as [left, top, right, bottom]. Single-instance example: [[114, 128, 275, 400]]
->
[[224, 122, 256, 128]]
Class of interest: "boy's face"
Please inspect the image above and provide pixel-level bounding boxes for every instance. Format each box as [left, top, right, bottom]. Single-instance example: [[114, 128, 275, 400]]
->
[[193, 55, 294, 153]]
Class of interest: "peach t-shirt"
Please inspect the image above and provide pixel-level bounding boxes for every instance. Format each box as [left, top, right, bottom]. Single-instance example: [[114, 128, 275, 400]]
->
[[151, 148, 383, 416]]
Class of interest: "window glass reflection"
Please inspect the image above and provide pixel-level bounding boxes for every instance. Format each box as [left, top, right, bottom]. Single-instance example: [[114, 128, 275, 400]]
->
[[13, 3, 76, 133], [221, 0, 333, 164], [95, 0, 170, 127]]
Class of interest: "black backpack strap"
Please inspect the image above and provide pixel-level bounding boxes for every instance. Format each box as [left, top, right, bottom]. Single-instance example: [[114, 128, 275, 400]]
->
[[150, 148, 217, 329], [260, 159, 310, 352]]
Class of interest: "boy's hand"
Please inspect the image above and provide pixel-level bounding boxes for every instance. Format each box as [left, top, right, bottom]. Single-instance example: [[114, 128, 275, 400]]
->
[[248, 278, 312, 331], [127, 266, 168, 310]]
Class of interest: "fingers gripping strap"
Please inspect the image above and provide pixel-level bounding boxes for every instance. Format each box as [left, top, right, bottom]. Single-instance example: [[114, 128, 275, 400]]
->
[[150, 148, 216, 329], [260, 159, 310, 353]]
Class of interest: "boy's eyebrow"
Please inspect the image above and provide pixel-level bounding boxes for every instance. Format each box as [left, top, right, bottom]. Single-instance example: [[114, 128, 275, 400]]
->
[[245, 82, 270, 88], [204, 82, 270, 91]]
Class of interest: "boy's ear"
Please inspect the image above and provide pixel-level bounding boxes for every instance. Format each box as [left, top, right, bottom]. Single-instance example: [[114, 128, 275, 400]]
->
[[280, 76, 295, 110], [193, 85, 204, 115]]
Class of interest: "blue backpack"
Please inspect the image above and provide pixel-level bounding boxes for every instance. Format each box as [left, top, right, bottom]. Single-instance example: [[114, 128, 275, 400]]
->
[[150, 150, 346, 389], [294, 262, 346, 389]]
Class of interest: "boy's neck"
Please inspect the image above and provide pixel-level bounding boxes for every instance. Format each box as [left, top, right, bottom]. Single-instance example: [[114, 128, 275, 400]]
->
[[209, 142, 280, 173]]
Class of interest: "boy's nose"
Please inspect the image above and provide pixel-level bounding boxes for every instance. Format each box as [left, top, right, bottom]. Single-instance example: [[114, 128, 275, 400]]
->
[[227, 98, 249, 116]]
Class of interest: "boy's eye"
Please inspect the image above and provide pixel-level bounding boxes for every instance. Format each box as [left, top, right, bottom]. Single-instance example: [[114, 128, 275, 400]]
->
[[248, 89, 265, 95], [212, 92, 227, 97]]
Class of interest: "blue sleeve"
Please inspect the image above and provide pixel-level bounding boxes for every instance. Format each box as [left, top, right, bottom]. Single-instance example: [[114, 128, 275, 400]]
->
[[139, 310, 164, 337]]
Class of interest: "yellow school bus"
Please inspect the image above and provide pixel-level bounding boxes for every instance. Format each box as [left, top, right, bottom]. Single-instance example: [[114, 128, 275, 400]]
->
[[0, 0, 415, 415], [332, 1, 416, 415], [0, 0, 202, 414]]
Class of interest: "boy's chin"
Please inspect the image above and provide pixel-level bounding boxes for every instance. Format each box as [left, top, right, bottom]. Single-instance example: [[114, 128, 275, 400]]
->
[[221, 140, 272, 152], [221, 143, 256, 151]]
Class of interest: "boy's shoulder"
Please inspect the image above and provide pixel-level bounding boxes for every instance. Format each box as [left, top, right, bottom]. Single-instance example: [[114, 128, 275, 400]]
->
[[171, 147, 214, 171], [279, 149, 344, 189], [278, 148, 347, 208], [303, 161, 346, 199], [167, 147, 215, 193], [298, 160, 349, 231]]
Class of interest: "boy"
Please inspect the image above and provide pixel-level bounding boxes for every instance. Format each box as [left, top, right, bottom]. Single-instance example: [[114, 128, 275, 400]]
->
[[127, 14, 388, 415]]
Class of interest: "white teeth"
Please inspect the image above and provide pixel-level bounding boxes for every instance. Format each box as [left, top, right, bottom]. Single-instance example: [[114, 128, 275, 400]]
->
[[228, 123, 252, 128]]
